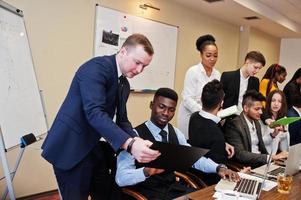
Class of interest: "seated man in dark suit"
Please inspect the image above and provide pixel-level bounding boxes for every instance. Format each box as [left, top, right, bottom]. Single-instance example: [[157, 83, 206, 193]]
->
[[189, 80, 235, 185], [288, 95, 301, 145], [224, 90, 288, 168], [116, 88, 239, 200]]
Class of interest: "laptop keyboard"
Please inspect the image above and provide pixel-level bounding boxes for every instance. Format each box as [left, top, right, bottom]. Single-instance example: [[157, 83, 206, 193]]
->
[[268, 167, 285, 176], [234, 178, 260, 195]]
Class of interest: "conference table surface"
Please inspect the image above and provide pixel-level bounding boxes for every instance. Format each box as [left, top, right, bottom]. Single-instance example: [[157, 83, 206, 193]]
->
[[176, 172, 301, 200]]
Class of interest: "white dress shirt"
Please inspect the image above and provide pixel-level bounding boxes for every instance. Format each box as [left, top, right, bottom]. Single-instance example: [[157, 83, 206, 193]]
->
[[177, 63, 220, 138], [243, 114, 260, 154], [113, 56, 123, 122], [238, 69, 249, 111], [199, 110, 221, 124]]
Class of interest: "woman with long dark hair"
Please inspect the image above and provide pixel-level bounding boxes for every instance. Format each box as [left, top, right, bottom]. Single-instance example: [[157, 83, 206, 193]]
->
[[283, 68, 301, 108], [259, 64, 287, 99], [260, 90, 289, 154]]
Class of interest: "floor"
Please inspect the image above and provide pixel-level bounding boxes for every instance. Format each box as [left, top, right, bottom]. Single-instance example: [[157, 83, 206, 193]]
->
[[18, 190, 60, 200]]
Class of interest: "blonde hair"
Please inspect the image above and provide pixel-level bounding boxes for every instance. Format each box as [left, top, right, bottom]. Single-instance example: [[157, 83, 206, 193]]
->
[[122, 33, 154, 56]]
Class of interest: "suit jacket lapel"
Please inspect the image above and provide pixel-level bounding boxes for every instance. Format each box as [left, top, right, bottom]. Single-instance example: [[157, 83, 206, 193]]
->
[[247, 77, 254, 90], [239, 113, 252, 151], [239, 113, 268, 154], [234, 69, 240, 102], [292, 108, 299, 116], [255, 121, 268, 154]]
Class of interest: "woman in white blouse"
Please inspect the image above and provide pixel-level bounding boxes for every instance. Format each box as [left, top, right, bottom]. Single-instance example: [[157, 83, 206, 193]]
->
[[260, 90, 290, 155], [178, 34, 221, 138]]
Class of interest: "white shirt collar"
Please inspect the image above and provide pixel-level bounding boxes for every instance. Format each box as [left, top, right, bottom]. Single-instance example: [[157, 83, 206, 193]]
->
[[199, 110, 221, 124], [115, 55, 122, 78], [145, 120, 169, 134], [240, 69, 250, 81], [243, 113, 256, 130], [198, 62, 219, 78], [293, 106, 301, 116], [198, 62, 205, 72]]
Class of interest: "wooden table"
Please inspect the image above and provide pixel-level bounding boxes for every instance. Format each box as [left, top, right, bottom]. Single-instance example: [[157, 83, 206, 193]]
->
[[176, 172, 301, 200]]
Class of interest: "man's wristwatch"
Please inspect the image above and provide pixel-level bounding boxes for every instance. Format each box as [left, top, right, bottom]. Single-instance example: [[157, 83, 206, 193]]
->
[[126, 138, 136, 154], [216, 164, 228, 173], [143, 168, 151, 177], [270, 132, 276, 138]]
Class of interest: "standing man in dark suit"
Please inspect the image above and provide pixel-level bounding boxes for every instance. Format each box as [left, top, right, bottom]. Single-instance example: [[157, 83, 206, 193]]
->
[[221, 51, 266, 110], [41, 34, 160, 200], [224, 90, 288, 168]]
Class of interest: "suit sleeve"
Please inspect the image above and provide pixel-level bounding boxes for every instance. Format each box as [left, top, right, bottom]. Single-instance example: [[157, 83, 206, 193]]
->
[[76, 64, 131, 151], [288, 111, 301, 145], [220, 72, 228, 92], [118, 105, 137, 137], [254, 77, 260, 91], [224, 121, 267, 166]]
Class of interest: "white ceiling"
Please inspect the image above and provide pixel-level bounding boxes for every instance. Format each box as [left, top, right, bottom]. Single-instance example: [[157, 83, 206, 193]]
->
[[170, 0, 301, 38]]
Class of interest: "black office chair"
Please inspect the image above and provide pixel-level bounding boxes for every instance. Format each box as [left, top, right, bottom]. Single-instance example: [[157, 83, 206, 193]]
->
[[121, 171, 205, 200]]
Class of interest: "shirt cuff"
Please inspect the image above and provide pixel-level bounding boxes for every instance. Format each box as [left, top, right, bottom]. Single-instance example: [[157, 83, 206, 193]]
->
[[136, 167, 148, 182]]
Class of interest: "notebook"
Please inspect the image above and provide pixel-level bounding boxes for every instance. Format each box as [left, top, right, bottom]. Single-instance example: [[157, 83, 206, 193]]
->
[[217, 105, 240, 119], [136, 141, 209, 171], [269, 117, 301, 128], [252, 143, 301, 178]]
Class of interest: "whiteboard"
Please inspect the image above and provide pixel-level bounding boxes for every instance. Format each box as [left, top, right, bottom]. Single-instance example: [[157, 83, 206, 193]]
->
[[0, 2, 47, 148], [279, 39, 301, 90], [94, 5, 178, 90]]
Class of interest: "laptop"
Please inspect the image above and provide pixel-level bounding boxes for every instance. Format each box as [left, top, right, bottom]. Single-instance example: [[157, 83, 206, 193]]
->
[[136, 141, 209, 171], [215, 145, 274, 199], [215, 173, 263, 199], [252, 143, 301, 178]]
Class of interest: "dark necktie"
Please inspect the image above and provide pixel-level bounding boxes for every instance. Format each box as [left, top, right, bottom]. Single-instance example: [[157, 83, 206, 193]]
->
[[159, 129, 168, 143], [116, 75, 130, 124]]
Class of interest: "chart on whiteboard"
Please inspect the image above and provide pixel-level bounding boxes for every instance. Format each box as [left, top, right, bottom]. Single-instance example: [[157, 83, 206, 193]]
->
[[0, 6, 47, 148], [94, 6, 178, 90]]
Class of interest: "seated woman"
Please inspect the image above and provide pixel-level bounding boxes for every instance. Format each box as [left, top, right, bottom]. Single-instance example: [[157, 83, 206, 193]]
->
[[260, 90, 290, 155], [259, 64, 286, 107]]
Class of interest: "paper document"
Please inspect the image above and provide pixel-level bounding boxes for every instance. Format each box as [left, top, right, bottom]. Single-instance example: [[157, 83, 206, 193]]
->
[[213, 191, 251, 200], [269, 117, 301, 128], [217, 105, 240, 118]]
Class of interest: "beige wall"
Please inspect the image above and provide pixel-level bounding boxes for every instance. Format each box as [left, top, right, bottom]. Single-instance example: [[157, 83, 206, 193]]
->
[[248, 28, 281, 80], [0, 0, 280, 197], [101, 0, 241, 126]]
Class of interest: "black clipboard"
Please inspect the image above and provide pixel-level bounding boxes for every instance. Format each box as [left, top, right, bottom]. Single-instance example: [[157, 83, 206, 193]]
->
[[136, 141, 209, 171]]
